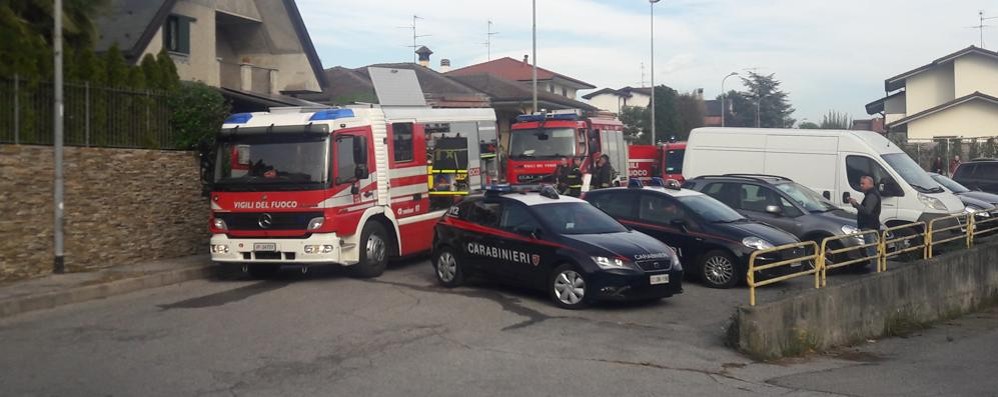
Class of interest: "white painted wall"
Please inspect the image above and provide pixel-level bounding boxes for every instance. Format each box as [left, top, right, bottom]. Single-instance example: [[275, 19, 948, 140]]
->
[[905, 63, 954, 114], [165, 0, 219, 87], [954, 53, 998, 98], [586, 93, 624, 113], [907, 100, 998, 138]]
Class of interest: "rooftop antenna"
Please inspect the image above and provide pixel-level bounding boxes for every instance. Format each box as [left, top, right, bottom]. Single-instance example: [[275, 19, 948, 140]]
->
[[967, 10, 997, 48], [484, 20, 499, 61], [398, 15, 430, 63]]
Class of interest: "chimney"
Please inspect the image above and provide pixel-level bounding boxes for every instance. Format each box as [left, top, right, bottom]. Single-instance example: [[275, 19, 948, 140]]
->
[[416, 46, 433, 67], [440, 58, 451, 73], [523, 54, 529, 65]]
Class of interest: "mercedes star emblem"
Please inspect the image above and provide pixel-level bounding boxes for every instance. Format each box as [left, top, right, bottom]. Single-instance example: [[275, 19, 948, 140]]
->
[[258, 213, 274, 229]]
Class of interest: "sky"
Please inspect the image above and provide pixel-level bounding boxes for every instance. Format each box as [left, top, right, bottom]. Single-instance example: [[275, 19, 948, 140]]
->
[[297, 0, 996, 123]]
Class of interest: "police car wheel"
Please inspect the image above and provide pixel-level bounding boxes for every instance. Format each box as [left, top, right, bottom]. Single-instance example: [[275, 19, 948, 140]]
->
[[434, 247, 464, 287], [550, 264, 589, 309], [700, 250, 739, 289], [350, 222, 388, 278]]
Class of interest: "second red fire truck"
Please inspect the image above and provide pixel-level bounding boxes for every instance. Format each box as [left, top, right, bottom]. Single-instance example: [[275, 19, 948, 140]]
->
[[627, 141, 687, 184], [505, 110, 627, 190]]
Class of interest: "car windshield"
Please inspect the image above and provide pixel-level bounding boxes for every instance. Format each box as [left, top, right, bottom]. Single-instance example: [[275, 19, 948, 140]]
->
[[775, 182, 838, 212], [675, 195, 745, 223], [882, 153, 944, 194], [930, 174, 970, 193], [534, 202, 628, 235], [214, 134, 329, 191], [508, 128, 576, 159]]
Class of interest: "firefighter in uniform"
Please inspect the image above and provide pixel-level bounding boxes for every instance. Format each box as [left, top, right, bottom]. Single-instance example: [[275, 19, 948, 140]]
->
[[591, 154, 614, 190], [551, 157, 572, 194]]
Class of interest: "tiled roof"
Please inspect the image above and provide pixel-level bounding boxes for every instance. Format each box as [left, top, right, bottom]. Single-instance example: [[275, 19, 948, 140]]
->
[[446, 57, 595, 89]]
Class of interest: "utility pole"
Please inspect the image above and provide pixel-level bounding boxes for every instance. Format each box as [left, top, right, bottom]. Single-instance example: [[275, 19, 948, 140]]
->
[[532, 0, 537, 111], [640, 62, 645, 87], [720, 72, 738, 127], [53, 0, 65, 273], [649, 0, 661, 145], [398, 15, 429, 63], [484, 20, 499, 61]]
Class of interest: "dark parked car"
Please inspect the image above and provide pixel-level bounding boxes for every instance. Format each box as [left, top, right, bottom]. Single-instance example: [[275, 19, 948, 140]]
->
[[583, 183, 802, 289], [929, 172, 998, 225], [952, 159, 998, 194], [433, 186, 683, 309], [683, 175, 867, 268]]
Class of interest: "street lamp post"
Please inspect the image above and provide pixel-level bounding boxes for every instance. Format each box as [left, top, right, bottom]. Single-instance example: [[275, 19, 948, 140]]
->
[[720, 72, 738, 127], [532, 0, 537, 112], [649, 0, 660, 145]]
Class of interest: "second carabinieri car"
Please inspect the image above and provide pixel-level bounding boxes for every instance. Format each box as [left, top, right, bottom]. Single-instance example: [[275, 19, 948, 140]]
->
[[432, 185, 683, 309]]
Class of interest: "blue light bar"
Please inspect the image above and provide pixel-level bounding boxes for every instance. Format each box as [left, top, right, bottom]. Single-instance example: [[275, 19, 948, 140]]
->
[[486, 183, 513, 193], [309, 109, 355, 121], [628, 179, 643, 188], [224, 113, 253, 124], [650, 177, 666, 187], [515, 113, 579, 123]]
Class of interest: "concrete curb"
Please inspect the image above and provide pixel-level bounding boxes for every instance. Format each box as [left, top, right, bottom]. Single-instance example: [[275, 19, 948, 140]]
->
[[0, 264, 216, 319]]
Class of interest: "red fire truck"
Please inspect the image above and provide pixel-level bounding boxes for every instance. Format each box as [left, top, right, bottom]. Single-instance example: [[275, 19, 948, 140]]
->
[[505, 110, 627, 190], [208, 106, 498, 278], [627, 141, 687, 183]]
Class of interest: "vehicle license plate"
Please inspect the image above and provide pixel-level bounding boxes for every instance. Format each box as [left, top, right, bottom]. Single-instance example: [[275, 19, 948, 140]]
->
[[649, 274, 670, 285], [254, 243, 277, 252]]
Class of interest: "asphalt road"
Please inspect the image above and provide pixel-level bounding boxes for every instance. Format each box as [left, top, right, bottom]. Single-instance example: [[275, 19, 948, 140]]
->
[[1, 257, 995, 397]]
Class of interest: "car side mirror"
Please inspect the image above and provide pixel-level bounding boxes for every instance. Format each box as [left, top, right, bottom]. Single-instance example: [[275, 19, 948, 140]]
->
[[842, 191, 851, 204], [765, 205, 782, 215]]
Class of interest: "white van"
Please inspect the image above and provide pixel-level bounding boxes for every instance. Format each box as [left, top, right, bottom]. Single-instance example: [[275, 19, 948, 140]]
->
[[683, 128, 964, 230]]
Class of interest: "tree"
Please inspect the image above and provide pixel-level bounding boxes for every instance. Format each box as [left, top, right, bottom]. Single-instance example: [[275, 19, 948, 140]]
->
[[619, 105, 649, 144], [717, 90, 754, 127], [650, 85, 680, 143], [169, 81, 230, 150], [798, 121, 820, 129], [675, 91, 705, 141], [819, 110, 851, 129], [104, 44, 128, 87], [725, 72, 795, 128]]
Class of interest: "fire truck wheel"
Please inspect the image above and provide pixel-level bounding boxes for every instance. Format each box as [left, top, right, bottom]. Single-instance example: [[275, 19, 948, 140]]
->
[[350, 222, 389, 278], [433, 246, 464, 287]]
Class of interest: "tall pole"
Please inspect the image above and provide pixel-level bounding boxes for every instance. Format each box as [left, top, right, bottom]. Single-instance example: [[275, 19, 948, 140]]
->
[[721, 72, 738, 127], [53, 0, 65, 273], [649, 0, 657, 145], [532, 0, 537, 111]]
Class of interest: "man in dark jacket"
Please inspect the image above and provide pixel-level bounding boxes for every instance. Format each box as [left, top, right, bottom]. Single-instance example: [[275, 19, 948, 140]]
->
[[551, 157, 572, 192], [591, 154, 614, 190], [849, 175, 881, 271]]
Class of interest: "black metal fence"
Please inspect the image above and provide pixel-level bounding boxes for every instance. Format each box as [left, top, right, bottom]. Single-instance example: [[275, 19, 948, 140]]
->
[[890, 134, 998, 176], [0, 75, 178, 149]]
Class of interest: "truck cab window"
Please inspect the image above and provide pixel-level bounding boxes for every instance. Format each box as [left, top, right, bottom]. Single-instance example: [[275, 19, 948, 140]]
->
[[846, 155, 895, 194], [334, 135, 356, 184], [391, 123, 414, 162]]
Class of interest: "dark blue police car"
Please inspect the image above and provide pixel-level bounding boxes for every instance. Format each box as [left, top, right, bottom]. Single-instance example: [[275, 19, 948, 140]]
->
[[432, 186, 683, 309]]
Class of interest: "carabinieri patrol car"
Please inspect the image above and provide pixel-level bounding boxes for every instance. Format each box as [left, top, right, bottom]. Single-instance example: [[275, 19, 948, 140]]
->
[[432, 185, 683, 309]]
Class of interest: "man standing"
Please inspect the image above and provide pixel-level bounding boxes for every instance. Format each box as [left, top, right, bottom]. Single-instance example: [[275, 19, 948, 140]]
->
[[551, 157, 572, 193], [849, 175, 881, 272], [950, 155, 962, 176], [591, 154, 614, 190]]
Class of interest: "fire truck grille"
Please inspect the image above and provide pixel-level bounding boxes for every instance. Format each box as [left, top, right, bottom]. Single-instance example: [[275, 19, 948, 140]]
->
[[216, 211, 323, 231]]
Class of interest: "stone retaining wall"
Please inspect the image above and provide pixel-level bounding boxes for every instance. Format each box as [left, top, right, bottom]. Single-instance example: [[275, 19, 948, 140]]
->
[[732, 241, 998, 359], [0, 144, 208, 281]]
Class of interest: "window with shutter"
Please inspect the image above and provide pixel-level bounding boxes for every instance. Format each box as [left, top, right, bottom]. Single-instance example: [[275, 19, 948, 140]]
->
[[164, 15, 192, 55]]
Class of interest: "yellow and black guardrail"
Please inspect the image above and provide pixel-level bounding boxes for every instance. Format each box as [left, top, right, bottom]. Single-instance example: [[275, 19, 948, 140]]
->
[[747, 213, 995, 306]]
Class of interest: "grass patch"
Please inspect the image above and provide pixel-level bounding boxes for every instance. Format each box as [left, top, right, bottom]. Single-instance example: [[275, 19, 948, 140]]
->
[[780, 328, 821, 357], [882, 305, 930, 337]]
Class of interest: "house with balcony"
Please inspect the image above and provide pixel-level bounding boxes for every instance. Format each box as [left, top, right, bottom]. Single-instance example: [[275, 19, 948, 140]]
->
[[865, 46, 998, 139], [581, 86, 651, 114], [95, 0, 326, 110]]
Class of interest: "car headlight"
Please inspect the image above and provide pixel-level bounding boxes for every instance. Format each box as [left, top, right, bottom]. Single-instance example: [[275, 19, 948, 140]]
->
[[212, 218, 227, 231], [307, 217, 325, 230], [591, 256, 632, 270], [742, 236, 774, 250], [841, 224, 860, 235], [918, 193, 948, 211], [667, 247, 683, 272], [979, 210, 992, 218], [963, 206, 979, 214]]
